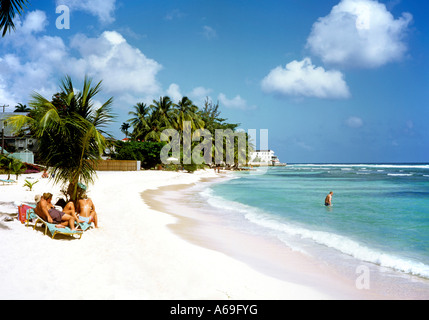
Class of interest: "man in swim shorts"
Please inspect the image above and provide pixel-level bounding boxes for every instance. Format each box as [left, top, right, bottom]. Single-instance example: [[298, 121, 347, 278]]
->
[[325, 191, 333, 206], [35, 193, 78, 230]]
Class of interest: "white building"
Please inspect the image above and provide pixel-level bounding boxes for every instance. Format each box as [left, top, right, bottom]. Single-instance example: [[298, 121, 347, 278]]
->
[[249, 150, 285, 166], [1, 112, 36, 163]]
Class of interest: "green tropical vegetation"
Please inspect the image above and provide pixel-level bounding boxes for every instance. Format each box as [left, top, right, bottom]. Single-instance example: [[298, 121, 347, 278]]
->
[[121, 96, 252, 171], [3, 73, 249, 201], [7, 75, 115, 202], [23, 178, 38, 191], [14, 103, 30, 112], [112, 140, 166, 170], [0, 154, 24, 179]]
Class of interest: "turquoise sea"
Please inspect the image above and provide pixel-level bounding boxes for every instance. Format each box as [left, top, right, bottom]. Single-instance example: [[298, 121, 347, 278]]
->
[[200, 164, 429, 280]]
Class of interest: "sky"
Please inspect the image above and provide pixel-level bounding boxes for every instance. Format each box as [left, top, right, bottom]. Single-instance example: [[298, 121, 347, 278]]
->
[[0, 0, 428, 163]]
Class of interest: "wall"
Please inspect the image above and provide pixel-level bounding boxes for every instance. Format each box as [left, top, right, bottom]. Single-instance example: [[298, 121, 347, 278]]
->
[[95, 160, 141, 171]]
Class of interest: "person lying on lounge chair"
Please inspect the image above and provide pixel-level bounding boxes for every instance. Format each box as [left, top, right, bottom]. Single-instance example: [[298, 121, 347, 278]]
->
[[77, 193, 99, 228], [55, 198, 85, 224], [35, 193, 78, 230]]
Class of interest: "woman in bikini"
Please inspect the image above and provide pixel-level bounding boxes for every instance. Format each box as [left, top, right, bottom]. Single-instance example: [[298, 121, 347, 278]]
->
[[77, 193, 99, 228]]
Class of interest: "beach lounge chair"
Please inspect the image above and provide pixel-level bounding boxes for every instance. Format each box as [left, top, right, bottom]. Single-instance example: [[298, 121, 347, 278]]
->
[[25, 208, 83, 239], [0, 179, 17, 185]]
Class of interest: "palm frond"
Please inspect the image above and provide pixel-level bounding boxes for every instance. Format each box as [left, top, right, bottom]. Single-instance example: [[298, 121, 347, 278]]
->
[[0, 0, 29, 37]]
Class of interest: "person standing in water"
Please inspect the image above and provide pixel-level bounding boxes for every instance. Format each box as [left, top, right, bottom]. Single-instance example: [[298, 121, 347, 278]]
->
[[325, 191, 334, 206]]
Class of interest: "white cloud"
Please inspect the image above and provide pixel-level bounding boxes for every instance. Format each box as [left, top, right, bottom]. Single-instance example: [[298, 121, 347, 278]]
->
[[56, 0, 116, 24], [69, 31, 163, 95], [20, 10, 48, 34], [261, 58, 350, 99], [201, 26, 217, 39], [166, 83, 183, 102], [0, 12, 163, 107], [0, 11, 65, 105], [346, 116, 364, 128], [306, 0, 412, 68], [218, 93, 255, 110], [189, 86, 212, 98]]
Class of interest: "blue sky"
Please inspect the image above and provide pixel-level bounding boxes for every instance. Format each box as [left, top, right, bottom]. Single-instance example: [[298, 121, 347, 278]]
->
[[0, 0, 428, 163]]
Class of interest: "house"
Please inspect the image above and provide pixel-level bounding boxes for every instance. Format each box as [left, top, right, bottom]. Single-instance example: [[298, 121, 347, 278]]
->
[[1, 112, 36, 163], [249, 149, 286, 166]]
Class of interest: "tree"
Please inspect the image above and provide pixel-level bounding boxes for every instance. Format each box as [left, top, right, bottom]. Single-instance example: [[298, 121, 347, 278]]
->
[[172, 96, 204, 133], [0, 0, 29, 37], [0, 155, 23, 180], [120, 122, 130, 139], [14, 103, 30, 112], [128, 102, 150, 141], [112, 140, 166, 169], [144, 96, 175, 142], [7, 75, 115, 202]]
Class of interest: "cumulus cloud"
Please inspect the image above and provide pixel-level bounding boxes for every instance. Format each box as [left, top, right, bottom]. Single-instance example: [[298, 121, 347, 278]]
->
[[218, 93, 255, 110], [20, 10, 48, 34], [0, 12, 163, 107], [306, 0, 413, 68], [69, 31, 162, 95], [56, 0, 116, 24], [189, 86, 212, 99], [166, 83, 183, 102], [261, 58, 350, 99]]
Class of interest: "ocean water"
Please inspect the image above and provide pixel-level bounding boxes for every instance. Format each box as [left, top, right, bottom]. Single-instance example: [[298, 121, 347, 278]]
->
[[201, 164, 429, 280]]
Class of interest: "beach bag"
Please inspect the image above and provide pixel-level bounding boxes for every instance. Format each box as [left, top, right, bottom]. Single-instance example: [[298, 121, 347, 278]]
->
[[18, 205, 33, 224]]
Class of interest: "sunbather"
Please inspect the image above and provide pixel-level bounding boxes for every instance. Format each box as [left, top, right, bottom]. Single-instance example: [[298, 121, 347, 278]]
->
[[35, 193, 78, 230], [77, 193, 98, 228], [55, 198, 85, 224]]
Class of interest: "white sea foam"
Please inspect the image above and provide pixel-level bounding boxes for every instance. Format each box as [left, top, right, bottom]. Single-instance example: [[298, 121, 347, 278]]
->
[[387, 173, 413, 177], [244, 210, 429, 278], [202, 187, 429, 279], [291, 164, 429, 169]]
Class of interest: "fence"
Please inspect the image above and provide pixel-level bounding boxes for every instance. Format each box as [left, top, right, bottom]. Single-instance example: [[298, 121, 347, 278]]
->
[[95, 160, 141, 171]]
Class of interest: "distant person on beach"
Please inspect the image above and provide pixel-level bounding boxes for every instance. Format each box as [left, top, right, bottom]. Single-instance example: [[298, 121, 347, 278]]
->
[[41, 169, 49, 178], [77, 193, 98, 228], [35, 193, 78, 230], [325, 191, 333, 206]]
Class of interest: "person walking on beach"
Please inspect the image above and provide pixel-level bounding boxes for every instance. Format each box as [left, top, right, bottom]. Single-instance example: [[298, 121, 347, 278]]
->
[[35, 193, 78, 230], [325, 191, 333, 206], [77, 193, 98, 228]]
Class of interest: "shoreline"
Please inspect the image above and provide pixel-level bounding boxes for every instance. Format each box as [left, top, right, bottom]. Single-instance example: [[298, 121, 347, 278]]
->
[[141, 172, 429, 300], [0, 170, 335, 299], [1, 169, 427, 299], [141, 175, 381, 300]]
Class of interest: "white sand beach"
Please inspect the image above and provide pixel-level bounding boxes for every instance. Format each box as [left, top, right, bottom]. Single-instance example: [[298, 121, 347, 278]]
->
[[0, 169, 379, 300]]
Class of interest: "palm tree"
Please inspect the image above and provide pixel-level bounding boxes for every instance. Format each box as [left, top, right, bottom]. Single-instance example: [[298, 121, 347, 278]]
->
[[145, 96, 174, 142], [14, 103, 30, 112], [0, 0, 29, 37], [151, 96, 174, 128], [0, 155, 22, 180], [120, 122, 130, 139], [7, 75, 115, 202], [127, 102, 150, 141], [172, 96, 204, 133]]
